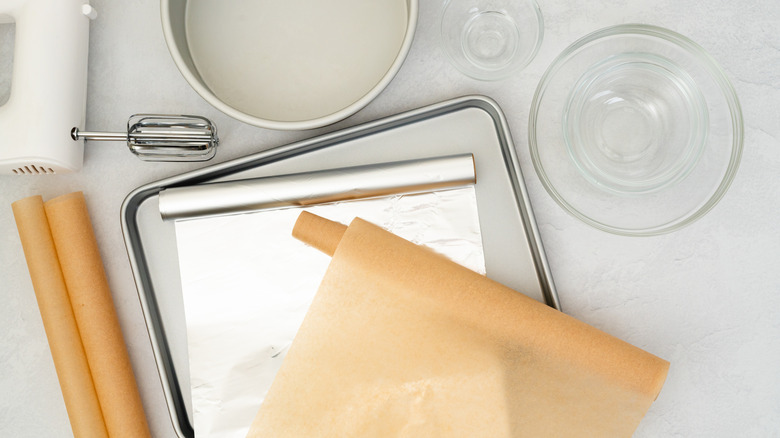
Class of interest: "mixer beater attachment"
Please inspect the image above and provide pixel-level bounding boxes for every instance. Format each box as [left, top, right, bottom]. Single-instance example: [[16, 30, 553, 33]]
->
[[72, 114, 218, 162]]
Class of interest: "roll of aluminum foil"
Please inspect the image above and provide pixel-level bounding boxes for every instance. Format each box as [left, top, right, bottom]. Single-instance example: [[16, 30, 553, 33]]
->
[[158, 154, 476, 221]]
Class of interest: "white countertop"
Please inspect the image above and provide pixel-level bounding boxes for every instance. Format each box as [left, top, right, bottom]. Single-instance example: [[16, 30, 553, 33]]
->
[[2, 0, 779, 436]]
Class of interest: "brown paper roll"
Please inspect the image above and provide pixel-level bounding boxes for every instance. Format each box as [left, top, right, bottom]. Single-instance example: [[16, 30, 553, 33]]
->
[[248, 212, 669, 437], [290, 210, 347, 256], [44, 192, 151, 438], [12, 196, 108, 438]]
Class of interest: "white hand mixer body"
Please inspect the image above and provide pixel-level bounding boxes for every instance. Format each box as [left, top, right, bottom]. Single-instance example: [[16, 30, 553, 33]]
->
[[0, 0, 94, 175]]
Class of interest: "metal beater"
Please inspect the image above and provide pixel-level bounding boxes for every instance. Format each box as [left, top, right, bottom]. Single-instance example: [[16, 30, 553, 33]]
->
[[71, 114, 219, 162]]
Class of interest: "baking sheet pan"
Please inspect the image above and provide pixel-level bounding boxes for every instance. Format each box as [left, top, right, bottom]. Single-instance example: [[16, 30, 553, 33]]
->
[[121, 95, 559, 438]]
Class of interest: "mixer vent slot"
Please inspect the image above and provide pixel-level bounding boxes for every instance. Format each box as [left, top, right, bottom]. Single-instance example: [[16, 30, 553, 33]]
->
[[12, 165, 55, 175]]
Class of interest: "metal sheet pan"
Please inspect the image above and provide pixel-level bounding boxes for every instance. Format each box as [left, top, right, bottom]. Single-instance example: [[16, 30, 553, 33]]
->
[[121, 95, 559, 438]]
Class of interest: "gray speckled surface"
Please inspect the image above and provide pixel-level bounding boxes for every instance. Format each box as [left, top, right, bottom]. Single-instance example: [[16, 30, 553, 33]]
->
[[1, 0, 779, 436]]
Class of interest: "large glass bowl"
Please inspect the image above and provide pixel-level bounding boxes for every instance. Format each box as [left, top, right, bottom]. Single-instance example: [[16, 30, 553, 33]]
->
[[529, 24, 743, 235]]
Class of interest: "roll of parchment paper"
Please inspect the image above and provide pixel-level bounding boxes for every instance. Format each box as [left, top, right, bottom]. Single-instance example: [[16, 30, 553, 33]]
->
[[247, 212, 669, 437], [159, 154, 476, 221], [43, 192, 151, 438], [12, 192, 150, 438], [12, 196, 108, 438]]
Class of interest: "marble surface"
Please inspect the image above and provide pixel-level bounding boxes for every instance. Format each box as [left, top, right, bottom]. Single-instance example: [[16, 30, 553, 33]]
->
[[1, 0, 779, 436]]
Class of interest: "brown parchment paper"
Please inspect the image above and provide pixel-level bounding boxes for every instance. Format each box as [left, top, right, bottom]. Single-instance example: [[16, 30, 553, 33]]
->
[[247, 212, 669, 437], [12, 196, 108, 438], [43, 192, 151, 438]]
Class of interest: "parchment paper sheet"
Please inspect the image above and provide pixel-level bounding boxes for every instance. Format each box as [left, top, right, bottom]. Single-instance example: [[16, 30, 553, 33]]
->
[[175, 187, 485, 438], [247, 212, 670, 438]]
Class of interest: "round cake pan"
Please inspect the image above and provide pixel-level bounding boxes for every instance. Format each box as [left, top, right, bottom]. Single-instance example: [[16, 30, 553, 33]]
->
[[162, 0, 418, 130]]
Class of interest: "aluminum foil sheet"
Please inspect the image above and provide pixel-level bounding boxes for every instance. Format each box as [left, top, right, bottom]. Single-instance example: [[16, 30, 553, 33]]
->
[[159, 154, 476, 221], [171, 156, 484, 438]]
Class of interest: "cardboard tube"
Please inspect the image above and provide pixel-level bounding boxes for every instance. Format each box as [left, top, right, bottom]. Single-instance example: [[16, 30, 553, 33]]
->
[[292, 211, 347, 256], [44, 192, 151, 438], [248, 213, 669, 437], [12, 196, 108, 438]]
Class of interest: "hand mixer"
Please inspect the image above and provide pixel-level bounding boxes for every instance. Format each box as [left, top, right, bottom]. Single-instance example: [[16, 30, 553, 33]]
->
[[0, 0, 218, 175], [0, 0, 92, 174]]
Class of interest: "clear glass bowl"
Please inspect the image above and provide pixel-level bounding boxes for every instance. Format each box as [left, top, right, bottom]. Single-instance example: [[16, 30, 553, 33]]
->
[[440, 0, 543, 81], [529, 24, 743, 236]]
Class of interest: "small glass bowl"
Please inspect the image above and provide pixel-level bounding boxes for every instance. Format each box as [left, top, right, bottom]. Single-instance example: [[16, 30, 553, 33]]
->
[[529, 24, 743, 235], [440, 0, 543, 81]]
